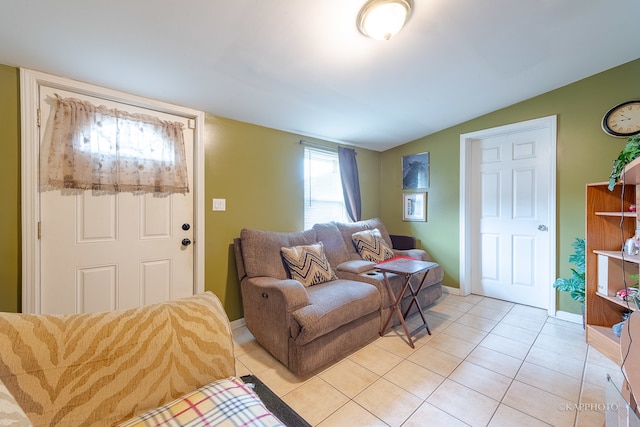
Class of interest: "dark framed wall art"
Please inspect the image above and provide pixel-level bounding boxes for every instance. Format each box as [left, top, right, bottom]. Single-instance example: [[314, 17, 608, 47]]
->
[[402, 152, 429, 190]]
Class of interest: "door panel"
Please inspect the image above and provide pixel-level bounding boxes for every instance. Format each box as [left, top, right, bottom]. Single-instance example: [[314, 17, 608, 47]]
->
[[39, 85, 195, 314], [471, 126, 551, 308]]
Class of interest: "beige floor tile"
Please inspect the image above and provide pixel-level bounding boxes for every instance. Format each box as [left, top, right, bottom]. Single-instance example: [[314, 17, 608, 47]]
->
[[479, 333, 531, 359], [516, 361, 582, 401], [477, 298, 514, 313], [525, 346, 585, 379], [349, 343, 404, 376], [236, 346, 280, 375], [499, 312, 546, 333], [407, 346, 463, 377], [502, 380, 577, 426], [419, 312, 453, 334], [319, 358, 379, 399], [354, 378, 423, 427], [455, 313, 499, 332], [449, 361, 512, 401], [383, 360, 445, 400], [427, 379, 499, 427], [317, 401, 387, 427], [428, 304, 466, 322], [586, 346, 619, 369], [583, 360, 624, 388], [488, 404, 551, 427], [574, 409, 606, 427], [374, 333, 422, 358], [282, 377, 349, 426], [443, 322, 488, 345], [465, 346, 523, 378], [235, 359, 251, 377], [423, 333, 477, 359], [490, 322, 539, 346], [402, 402, 470, 427], [431, 299, 474, 314], [255, 363, 310, 396], [539, 320, 585, 341], [447, 293, 485, 305], [532, 333, 588, 360], [467, 305, 508, 322], [508, 304, 548, 320], [232, 326, 261, 356]]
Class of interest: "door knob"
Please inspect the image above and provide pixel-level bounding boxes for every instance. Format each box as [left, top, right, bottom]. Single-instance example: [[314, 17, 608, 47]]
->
[[182, 223, 191, 231], [181, 238, 192, 246], [538, 225, 548, 231]]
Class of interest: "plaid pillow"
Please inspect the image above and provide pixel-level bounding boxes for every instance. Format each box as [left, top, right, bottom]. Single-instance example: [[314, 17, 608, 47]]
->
[[116, 377, 284, 427], [352, 228, 394, 262]]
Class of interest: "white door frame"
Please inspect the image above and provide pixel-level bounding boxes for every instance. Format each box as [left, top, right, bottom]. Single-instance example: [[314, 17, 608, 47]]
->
[[20, 68, 205, 313], [459, 115, 557, 316]]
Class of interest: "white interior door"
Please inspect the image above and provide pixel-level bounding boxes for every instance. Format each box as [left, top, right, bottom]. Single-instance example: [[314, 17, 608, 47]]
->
[[38, 85, 195, 314], [463, 118, 556, 309]]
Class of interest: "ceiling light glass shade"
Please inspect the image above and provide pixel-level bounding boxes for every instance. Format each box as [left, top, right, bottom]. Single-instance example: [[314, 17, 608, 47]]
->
[[357, 0, 412, 41]]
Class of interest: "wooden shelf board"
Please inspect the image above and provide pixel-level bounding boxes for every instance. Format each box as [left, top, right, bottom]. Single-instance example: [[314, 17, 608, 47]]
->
[[595, 292, 638, 311], [595, 211, 636, 217], [586, 324, 622, 365], [593, 250, 640, 264]]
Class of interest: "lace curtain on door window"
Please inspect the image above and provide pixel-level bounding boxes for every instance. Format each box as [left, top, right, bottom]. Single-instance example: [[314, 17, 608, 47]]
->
[[41, 95, 189, 194]]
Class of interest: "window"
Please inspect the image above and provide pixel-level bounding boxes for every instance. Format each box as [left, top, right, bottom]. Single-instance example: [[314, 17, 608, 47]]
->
[[303, 147, 348, 229]]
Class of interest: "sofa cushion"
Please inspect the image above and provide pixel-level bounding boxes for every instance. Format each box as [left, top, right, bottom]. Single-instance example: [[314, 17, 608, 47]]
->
[[117, 377, 283, 427], [291, 279, 381, 345], [290, 280, 380, 346], [281, 242, 337, 287], [335, 259, 376, 274], [240, 228, 317, 279], [335, 218, 393, 260], [313, 222, 351, 266], [352, 228, 394, 262]]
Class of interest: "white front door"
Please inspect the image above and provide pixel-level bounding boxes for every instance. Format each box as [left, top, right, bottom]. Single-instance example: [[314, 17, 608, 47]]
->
[[37, 85, 195, 314], [460, 117, 556, 310]]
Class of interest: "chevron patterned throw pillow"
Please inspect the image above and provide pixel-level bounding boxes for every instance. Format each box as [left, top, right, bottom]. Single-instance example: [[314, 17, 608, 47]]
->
[[281, 242, 338, 287], [352, 228, 394, 262]]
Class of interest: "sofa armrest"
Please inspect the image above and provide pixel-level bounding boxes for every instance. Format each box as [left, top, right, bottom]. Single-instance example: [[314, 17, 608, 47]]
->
[[240, 277, 310, 364]]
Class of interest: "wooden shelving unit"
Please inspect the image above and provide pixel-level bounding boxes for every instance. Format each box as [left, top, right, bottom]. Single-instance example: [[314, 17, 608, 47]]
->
[[586, 158, 640, 365]]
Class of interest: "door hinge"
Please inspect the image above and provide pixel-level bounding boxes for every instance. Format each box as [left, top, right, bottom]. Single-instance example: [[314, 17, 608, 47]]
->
[[37, 109, 41, 127], [37, 222, 41, 240], [188, 119, 195, 129]]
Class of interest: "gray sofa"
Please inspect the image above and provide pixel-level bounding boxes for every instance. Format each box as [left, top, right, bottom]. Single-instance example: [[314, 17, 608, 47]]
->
[[233, 218, 443, 375]]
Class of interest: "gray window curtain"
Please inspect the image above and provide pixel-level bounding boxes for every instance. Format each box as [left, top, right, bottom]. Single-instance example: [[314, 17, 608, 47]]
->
[[338, 147, 361, 222]]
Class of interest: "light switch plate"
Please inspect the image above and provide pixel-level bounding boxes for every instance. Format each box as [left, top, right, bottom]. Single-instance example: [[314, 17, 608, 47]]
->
[[212, 198, 226, 211]]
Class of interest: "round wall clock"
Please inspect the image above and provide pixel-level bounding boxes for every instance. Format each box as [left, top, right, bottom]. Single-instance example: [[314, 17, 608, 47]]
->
[[602, 100, 640, 137]]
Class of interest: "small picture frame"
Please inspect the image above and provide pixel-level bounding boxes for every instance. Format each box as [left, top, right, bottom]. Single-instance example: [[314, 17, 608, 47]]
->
[[402, 152, 429, 190], [403, 192, 427, 222]]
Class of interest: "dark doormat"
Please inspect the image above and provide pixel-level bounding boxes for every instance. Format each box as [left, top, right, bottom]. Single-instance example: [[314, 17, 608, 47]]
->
[[241, 374, 311, 427]]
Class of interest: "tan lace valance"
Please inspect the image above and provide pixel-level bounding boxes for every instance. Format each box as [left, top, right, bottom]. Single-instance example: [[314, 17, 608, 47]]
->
[[41, 95, 189, 194]]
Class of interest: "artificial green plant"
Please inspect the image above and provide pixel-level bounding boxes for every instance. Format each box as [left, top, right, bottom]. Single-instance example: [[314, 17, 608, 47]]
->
[[553, 237, 585, 304], [609, 134, 640, 190]]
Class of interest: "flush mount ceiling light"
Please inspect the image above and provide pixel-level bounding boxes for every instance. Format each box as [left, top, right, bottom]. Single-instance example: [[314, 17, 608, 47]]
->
[[357, 0, 412, 41]]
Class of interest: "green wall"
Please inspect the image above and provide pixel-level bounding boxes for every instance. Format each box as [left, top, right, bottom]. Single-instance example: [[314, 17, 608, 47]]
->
[[0, 65, 20, 312], [1, 58, 639, 316], [380, 58, 640, 314]]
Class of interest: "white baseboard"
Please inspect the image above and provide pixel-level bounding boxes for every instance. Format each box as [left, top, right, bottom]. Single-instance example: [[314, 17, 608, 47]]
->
[[442, 285, 462, 295], [554, 310, 583, 324], [230, 318, 246, 331]]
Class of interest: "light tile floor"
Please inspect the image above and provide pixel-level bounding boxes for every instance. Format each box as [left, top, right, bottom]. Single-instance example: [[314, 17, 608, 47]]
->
[[233, 292, 627, 427]]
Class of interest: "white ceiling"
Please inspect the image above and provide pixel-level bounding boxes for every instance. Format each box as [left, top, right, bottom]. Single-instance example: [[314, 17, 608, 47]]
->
[[1, 0, 639, 152]]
